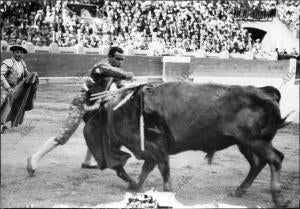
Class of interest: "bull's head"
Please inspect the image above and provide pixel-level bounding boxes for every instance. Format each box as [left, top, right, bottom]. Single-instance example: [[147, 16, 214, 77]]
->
[[259, 86, 281, 104]]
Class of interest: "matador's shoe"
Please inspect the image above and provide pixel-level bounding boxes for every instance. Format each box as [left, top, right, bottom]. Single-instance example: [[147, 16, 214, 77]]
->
[[81, 163, 99, 169], [26, 157, 35, 177]]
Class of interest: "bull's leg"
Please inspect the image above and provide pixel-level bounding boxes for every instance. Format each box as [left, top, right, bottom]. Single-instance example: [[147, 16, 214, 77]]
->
[[246, 141, 289, 208], [157, 155, 172, 191], [205, 152, 215, 164], [112, 165, 138, 190], [234, 144, 267, 197], [136, 160, 156, 190], [269, 147, 287, 207], [272, 147, 284, 162]]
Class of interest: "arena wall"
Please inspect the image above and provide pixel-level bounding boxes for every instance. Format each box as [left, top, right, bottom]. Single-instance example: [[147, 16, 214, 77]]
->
[[1, 52, 290, 78], [1, 52, 297, 122]]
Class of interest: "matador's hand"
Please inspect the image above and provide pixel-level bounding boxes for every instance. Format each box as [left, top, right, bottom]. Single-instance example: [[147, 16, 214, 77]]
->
[[7, 88, 14, 96], [125, 72, 134, 80], [92, 62, 102, 70]]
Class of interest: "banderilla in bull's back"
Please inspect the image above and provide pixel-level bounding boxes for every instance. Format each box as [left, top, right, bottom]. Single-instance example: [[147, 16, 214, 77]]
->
[[90, 82, 159, 101]]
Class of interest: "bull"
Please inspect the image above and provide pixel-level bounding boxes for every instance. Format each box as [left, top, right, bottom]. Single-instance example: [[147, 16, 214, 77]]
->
[[83, 82, 291, 207]]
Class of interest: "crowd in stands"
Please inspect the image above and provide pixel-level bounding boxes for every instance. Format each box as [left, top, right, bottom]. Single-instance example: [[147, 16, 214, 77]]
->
[[1, 0, 299, 57], [231, 0, 277, 20], [276, 0, 299, 38]]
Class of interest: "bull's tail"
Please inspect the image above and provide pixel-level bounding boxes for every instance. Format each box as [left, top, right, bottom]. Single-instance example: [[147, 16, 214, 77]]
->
[[278, 111, 295, 129]]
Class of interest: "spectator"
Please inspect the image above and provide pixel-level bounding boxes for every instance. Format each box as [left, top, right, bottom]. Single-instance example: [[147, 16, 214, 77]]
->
[[290, 47, 299, 58], [252, 38, 262, 54], [34, 10, 43, 27], [277, 0, 299, 38], [2, 0, 297, 56]]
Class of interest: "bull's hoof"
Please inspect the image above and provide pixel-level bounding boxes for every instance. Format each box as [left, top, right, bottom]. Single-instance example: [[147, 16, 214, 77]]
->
[[274, 200, 290, 208], [163, 188, 172, 192], [273, 195, 291, 208], [233, 188, 246, 197], [163, 184, 172, 192], [127, 181, 139, 191]]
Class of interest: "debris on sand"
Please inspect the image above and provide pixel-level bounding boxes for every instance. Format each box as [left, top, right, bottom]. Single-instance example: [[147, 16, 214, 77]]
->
[[53, 188, 255, 208]]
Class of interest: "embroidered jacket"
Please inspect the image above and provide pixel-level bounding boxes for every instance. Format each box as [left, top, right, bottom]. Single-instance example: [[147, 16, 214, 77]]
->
[[1, 57, 29, 88], [83, 59, 131, 105]]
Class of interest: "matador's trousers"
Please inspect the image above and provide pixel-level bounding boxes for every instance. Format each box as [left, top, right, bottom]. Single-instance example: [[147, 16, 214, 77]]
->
[[55, 92, 86, 145]]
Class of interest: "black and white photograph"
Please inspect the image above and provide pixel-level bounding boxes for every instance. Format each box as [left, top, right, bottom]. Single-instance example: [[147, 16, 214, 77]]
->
[[0, 0, 299, 208]]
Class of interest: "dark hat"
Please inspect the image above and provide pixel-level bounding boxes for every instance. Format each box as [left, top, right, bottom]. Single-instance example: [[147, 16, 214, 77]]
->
[[10, 45, 27, 54]]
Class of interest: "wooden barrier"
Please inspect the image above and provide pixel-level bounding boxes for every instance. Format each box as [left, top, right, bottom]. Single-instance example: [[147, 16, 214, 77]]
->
[[1, 52, 289, 78], [163, 56, 191, 81]]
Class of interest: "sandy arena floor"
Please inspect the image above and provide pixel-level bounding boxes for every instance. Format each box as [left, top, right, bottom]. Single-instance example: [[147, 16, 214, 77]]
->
[[1, 83, 299, 208]]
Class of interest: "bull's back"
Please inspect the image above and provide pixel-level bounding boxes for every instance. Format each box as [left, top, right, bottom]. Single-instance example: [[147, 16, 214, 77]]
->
[[148, 82, 282, 153]]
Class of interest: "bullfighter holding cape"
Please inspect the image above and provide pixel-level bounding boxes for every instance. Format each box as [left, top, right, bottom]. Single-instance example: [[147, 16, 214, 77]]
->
[[27, 46, 136, 186], [1, 45, 39, 133]]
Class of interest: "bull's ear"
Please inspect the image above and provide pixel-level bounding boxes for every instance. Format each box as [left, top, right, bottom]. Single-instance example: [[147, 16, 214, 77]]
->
[[143, 86, 155, 94]]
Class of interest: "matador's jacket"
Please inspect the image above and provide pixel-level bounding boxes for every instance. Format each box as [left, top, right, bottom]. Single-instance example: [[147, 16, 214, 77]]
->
[[54, 59, 132, 145], [1, 57, 29, 105], [83, 59, 129, 105]]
